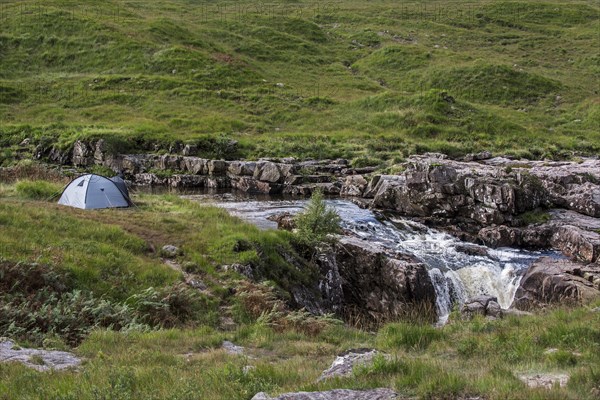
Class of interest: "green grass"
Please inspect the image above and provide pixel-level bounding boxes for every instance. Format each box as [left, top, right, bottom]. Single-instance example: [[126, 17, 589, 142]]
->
[[0, 307, 598, 399], [14, 179, 62, 200], [0, 181, 316, 346], [0, 0, 598, 163]]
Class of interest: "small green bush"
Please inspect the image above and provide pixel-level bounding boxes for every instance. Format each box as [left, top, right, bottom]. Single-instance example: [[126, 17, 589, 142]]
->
[[15, 180, 62, 200], [293, 190, 341, 246]]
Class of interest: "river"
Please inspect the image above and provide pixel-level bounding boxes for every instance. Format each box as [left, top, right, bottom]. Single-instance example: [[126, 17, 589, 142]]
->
[[184, 192, 560, 324]]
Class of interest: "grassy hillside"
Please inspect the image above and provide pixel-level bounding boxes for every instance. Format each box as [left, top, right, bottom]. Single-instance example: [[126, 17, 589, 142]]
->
[[0, 0, 598, 164]]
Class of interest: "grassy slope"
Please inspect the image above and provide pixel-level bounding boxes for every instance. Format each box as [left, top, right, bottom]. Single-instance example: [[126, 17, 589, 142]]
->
[[0, 185, 307, 302], [0, 180, 599, 399], [0, 0, 599, 163]]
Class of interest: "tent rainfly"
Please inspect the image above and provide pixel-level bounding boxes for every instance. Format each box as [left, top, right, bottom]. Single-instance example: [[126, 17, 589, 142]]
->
[[58, 174, 132, 210]]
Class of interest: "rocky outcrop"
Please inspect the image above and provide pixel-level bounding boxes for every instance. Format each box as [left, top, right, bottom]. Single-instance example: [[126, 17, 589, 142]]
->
[[0, 339, 81, 372], [523, 159, 600, 218], [251, 389, 398, 400], [48, 140, 373, 195], [369, 155, 600, 230], [513, 257, 600, 309], [315, 237, 437, 322], [369, 154, 547, 227], [42, 140, 600, 223], [478, 209, 600, 264]]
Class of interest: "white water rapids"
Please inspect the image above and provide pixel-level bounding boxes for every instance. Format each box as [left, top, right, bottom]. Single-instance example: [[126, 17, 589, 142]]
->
[[187, 194, 560, 323]]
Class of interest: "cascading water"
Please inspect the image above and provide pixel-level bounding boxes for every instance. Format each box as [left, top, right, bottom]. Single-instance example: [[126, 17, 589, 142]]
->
[[187, 194, 560, 323]]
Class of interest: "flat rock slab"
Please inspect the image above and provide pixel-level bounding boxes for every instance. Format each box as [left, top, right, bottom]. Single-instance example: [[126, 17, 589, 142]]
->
[[0, 339, 81, 372], [222, 340, 244, 355], [518, 373, 569, 389], [318, 348, 384, 381], [251, 388, 398, 400]]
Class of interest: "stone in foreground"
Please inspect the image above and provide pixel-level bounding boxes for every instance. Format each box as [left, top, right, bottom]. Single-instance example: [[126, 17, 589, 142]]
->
[[221, 340, 244, 355], [318, 348, 384, 381], [251, 388, 398, 400], [518, 373, 569, 389], [0, 339, 81, 372]]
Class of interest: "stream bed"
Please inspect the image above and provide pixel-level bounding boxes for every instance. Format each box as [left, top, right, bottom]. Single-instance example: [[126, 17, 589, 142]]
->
[[184, 192, 561, 323]]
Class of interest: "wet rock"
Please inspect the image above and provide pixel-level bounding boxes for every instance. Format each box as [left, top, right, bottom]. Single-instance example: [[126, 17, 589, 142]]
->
[[518, 373, 569, 389], [340, 175, 368, 197], [267, 212, 296, 231], [134, 173, 166, 186], [455, 243, 490, 257], [283, 182, 341, 196], [206, 176, 232, 189], [0, 339, 81, 372], [222, 340, 244, 355], [372, 156, 600, 231], [514, 257, 600, 309], [461, 295, 503, 319], [527, 159, 600, 218], [478, 225, 537, 248], [482, 158, 600, 218], [315, 250, 344, 314], [169, 175, 206, 188], [478, 209, 600, 264], [318, 349, 384, 381], [325, 236, 437, 322], [232, 177, 274, 194], [251, 388, 398, 400], [208, 160, 228, 175], [551, 225, 600, 264]]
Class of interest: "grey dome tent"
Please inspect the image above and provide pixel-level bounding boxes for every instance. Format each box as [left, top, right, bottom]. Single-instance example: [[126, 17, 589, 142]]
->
[[58, 174, 132, 209]]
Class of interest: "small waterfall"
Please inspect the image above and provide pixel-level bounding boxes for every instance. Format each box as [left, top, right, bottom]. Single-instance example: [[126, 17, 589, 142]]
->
[[198, 195, 560, 324], [428, 268, 468, 324]]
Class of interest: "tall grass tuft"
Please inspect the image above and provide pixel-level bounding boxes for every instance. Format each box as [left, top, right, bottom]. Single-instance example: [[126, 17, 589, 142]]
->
[[15, 179, 63, 200]]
